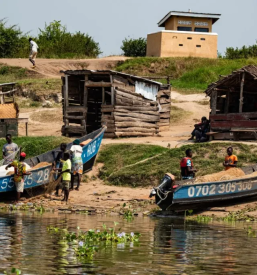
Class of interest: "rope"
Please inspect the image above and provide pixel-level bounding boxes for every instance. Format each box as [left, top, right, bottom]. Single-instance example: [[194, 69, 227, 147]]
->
[[156, 188, 172, 204]]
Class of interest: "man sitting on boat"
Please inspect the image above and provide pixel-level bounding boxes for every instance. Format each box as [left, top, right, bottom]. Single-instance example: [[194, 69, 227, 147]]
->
[[5, 152, 31, 203], [2, 134, 18, 165], [180, 149, 197, 180], [223, 147, 238, 170]]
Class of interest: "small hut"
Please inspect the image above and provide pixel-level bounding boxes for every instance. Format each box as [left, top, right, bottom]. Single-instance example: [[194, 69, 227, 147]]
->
[[60, 70, 171, 137], [205, 65, 257, 140]]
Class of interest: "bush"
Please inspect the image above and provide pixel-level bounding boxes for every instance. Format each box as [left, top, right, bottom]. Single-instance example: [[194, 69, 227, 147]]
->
[[0, 19, 101, 58], [121, 37, 147, 57], [225, 43, 257, 59]]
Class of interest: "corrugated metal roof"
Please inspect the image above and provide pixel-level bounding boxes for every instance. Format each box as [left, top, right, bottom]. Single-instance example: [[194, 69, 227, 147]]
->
[[60, 69, 163, 86], [158, 11, 221, 27]]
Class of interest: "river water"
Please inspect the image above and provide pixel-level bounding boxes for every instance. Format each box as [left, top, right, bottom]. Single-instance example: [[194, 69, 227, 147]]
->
[[0, 211, 257, 275]]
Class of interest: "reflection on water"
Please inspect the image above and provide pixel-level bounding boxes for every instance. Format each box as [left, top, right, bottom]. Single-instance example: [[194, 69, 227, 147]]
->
[[0, 212, 257, 274]]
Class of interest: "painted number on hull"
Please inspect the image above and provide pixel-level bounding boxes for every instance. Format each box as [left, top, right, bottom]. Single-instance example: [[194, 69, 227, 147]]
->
[[188, 182, 253, 198]]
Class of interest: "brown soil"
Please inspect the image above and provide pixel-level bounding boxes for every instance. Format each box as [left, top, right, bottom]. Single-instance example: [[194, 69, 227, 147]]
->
[[0, 56, 129, 78]]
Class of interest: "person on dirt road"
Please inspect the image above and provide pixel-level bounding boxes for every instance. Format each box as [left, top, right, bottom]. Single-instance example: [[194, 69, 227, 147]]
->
[[2, 134, 18, 165], [223, 147, 238, 171], [180, 149, 197, 180], [5, 152, 31, 203], [29, 38, 39, 68]]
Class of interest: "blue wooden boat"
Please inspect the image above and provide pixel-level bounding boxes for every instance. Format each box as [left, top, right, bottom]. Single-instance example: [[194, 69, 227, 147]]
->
[[0, 126, 106, 193], [150, 167, 257, 210]]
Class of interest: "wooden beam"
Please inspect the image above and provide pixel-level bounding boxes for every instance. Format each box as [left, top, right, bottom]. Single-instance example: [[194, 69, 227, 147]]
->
[[110, 75, 115, 105], [225, 90, 230, 114], [211, 91, 217, 115], [85, 81, 112, 87], [102, 87, 105, 105], [239, 72, 245, 113]]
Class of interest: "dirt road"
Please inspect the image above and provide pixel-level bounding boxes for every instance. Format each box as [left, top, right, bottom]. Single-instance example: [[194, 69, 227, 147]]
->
[[0, 56, 129, 78]]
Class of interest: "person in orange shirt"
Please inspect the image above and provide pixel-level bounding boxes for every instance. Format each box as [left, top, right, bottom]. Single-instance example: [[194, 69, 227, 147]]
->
[[223, 147, 238, 170]]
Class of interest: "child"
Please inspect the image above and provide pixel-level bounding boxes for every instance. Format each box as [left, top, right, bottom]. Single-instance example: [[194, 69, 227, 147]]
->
[[223, 147, 238, 171], [54, 152, 71, 203]]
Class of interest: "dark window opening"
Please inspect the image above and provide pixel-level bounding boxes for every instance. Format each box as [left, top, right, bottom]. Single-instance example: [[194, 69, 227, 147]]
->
[[179, 44, 183, 47], [177, 27, 192, 32], [195, 28, 209, 33], [187, 37, 192, 40], [196, 45, 201, 48], [200, 38, 206, 41]]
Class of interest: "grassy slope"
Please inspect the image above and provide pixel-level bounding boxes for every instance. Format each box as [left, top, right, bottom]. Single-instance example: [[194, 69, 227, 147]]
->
[[116, 57, 257, 93], [0, 64, 61, 92], [97, 143, 257, 187], [0, 136, 70, 159]]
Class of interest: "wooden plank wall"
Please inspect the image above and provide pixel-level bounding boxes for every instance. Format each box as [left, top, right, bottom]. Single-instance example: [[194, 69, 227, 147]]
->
[[157, 90, 171, 131], [102, 87, 159, 138]]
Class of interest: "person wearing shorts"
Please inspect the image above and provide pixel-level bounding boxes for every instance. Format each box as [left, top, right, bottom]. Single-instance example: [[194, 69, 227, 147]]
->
[[5, 152, 31, 203], [29, 38, 39, 68], [54, 152, 71, 203]]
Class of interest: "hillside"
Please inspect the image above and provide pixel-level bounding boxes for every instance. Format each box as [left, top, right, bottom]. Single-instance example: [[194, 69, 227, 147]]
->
[[116, 57, 257, 93]]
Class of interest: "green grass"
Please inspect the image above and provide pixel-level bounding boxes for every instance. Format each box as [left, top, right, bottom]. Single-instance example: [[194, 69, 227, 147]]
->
[[0, 136, 71, 159], [116, 57, 257, 94], [97, 143, 257, 187], [0, 63, 61, 92], [170, 106, 192, 124]]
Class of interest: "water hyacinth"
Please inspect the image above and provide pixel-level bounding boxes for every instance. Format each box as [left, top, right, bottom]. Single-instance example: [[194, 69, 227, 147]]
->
[[47, 222, 141, 260]]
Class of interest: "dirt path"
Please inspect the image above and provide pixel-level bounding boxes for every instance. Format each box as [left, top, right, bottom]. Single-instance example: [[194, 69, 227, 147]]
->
[[0, 56, 128, 78]]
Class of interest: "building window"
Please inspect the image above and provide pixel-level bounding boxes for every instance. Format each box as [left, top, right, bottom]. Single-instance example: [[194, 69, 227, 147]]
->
[[178, 20, 192, 25], [200, 38, 206, 41], [179, 44, 183, 46], [177, 26, 192, 32], [187, 37, 192, 40], [196, 45, 201, 48], [195, 28, 209, 33]]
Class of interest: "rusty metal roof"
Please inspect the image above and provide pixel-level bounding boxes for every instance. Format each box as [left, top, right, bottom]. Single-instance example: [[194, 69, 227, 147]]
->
[[205, 65, 257, 97]]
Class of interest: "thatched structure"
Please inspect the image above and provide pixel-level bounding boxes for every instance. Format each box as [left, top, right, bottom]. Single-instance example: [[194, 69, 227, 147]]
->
[[205, 65, 257, 140], [60, 70, 171, 137]]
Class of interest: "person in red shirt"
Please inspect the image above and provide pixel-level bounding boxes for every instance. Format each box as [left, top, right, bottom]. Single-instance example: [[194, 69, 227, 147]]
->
[[180, 149, 198, 180], [223, 147, 238, 171]]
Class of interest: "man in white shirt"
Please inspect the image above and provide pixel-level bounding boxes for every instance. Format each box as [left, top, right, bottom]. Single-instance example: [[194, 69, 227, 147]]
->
[[29, 38, 39, 68]]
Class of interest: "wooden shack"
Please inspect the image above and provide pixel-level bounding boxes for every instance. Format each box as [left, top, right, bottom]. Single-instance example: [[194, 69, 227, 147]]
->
[[60, 70, 171, 137], [205, 65, 257, 140]]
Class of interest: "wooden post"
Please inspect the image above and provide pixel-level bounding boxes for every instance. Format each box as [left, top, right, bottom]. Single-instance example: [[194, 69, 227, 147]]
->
[[211, 91, 217, 115], [0, 87, 3, 104], [239, 72, 245, 113], [25, 122, 28, 136], [64, 75, 69, 136], [84, 75, 88, 108], [110, 75, 115, 105], [102, 87, 105, 105], [225, 91, 230, 114]]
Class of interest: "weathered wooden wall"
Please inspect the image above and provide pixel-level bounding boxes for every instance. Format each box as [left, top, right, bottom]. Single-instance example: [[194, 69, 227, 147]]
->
[[157, 90, 171, 131]]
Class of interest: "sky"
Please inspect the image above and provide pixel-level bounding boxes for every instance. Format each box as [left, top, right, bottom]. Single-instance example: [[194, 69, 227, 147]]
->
[[1, 0, 257, 56]]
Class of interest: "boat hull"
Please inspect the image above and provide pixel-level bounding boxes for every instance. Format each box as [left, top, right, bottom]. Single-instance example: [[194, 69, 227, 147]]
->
[[0, 127, 106, 193], [154, 175, 257, 210]]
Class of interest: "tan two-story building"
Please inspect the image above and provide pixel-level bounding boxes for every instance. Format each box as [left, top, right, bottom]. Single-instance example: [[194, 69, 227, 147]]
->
[[147, 11, 221, 59]]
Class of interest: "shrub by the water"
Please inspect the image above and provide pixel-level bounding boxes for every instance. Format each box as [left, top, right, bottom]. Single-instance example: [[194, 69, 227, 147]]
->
[[121, 37, 147, 57]]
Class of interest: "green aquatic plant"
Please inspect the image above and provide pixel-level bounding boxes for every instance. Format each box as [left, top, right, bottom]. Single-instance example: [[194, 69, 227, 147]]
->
[[245, 226, 256, 237], [47, 222, 141, 260], [4, 268, 21, 275]]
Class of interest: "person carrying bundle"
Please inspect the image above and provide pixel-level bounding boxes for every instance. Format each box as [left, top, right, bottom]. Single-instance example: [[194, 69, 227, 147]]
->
[[5, 152, 31, 203]]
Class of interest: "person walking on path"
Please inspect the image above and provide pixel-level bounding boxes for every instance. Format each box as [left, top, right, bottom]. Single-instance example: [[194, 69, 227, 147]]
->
[[2, 134, 18, 165], [29, 38, 39, 68], [5, 152, 31, 203], [70, 139, 83, 191]]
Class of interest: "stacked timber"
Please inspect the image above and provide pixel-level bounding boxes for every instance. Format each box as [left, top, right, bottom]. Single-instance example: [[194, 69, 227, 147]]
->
[[102, 87, 159, 138], [157, 90, 171, 132]]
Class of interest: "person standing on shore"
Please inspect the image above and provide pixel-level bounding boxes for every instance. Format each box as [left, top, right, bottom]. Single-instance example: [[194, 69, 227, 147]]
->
[[5, 152, 31, 203], [180, 149, 197, 180], [29, 38, 39, 68], [70, 139, 83, 191], [2, 134, 18, 165]]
